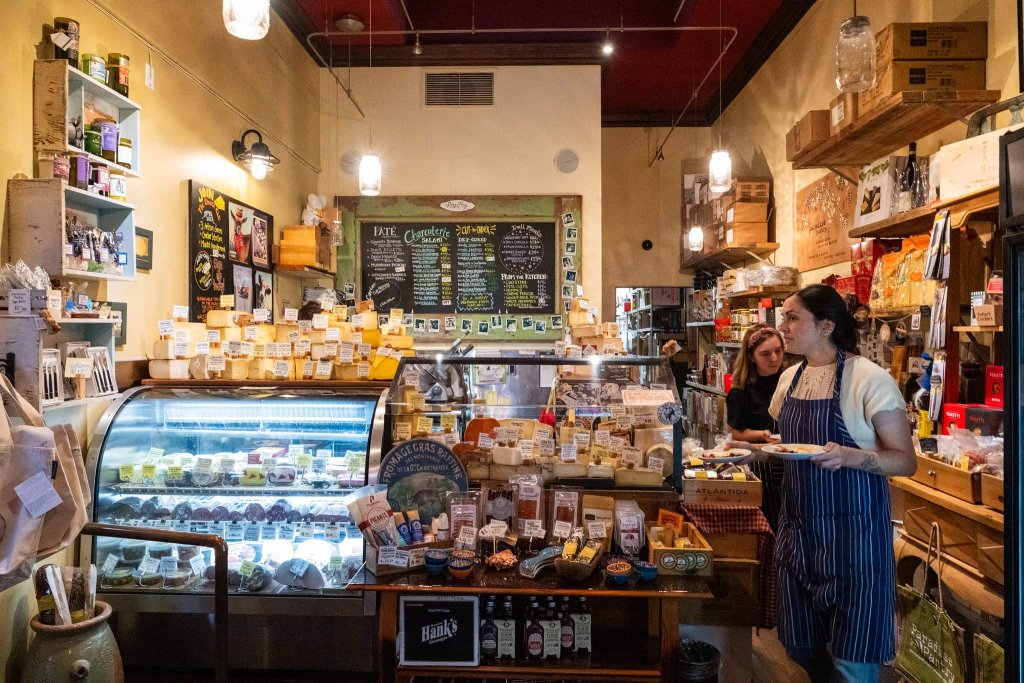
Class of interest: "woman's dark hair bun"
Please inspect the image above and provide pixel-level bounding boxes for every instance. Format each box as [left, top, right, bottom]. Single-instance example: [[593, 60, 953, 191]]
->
[[792, 284, 859, 353]]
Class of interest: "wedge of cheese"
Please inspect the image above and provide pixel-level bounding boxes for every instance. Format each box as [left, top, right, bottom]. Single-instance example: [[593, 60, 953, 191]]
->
[[334, 363, 361, 381], [368, 354, 398, 381], [148, 359, 191, 380], [552, 461, 587, 478], [248, 358, 294, 380], [492, 447, 522, 466], [352, 310, 378, 330], [379, 333, 414, 349], [205, 310, 240, 328], [189, 355, 210, 380], [294, 358, 314, 380], [467, 463, 490, 480]]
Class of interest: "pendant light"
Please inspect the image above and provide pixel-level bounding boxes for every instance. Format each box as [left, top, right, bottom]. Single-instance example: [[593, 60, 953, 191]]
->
[[601, 30, 614, 56], [687, 225, 704, 252], [359, 0, 382, 196], [835, 0, 876, 92], [223, 0, 270, 40], [708, 0, 731, 194]]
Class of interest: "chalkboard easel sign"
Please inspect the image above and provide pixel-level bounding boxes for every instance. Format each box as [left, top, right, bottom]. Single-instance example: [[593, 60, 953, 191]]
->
[[342, 195, 581, 342]]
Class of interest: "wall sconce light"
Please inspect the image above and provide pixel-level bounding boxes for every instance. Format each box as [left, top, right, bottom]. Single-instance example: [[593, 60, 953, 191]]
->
[[223, 0, 270, 40], [231, 129, 279, 180]]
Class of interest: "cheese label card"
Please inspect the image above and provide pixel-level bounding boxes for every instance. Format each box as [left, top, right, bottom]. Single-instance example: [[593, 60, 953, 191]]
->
[[560, 443, 578, 462], [273, 361, 290, 378], [587, 521, 607, 539], [194, 456, 213, 474], [206, 329, 222, 343], [195, 342, 210, 355], [239, 560, 256, 577], [350, 331, 363, 345], [102, 554, 119, 573], [477, 434, 495, 449], [172, 305, 189, 319], [326, 327, 340, 342], [524, 520, 545, 538], [357, 343, 372, 358], [646, 455, 665, 473], [119, 465, 134, 481], [440, 413, 458, 431], [538, 437, 555, 457], [573, 432, 591, 449], [621, 447, 643, 467], [552, 521, 572, 538], [312, 314, 329, 330], [394, 423, 412, 441], [220, 294, 235, 308], [284, 308, 299, 322], [157, 319, 175, 336], [457, 525, 478, 544], [190, 555, 206, 576], [239, 341, 255, 356], [416, 416, 434, 434], [139, 557, 160, 575], [591, 445, 609, 459], [253, 308, 270, 323], [357, 362, 370, 378], [141, 464, 158, 480], [610, 436, 627, 454], [519, 439, 535, 458], [243, 326, 258, 340], [315, 360, 332, 377], [299, 320, 312, 333], [593, 429, 610, 446], [208, 355, 226, 371]]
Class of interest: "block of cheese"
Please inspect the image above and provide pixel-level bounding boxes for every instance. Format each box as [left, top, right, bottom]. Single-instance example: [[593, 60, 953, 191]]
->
[[334, 363, 360, 381], [601, 322, 619, 337], [254, 325, 277, 344], [219, 327, 243, 343], [467, 463, 490, 480], [568, 310, 595, 327], [148, 359, 191, 380], [312, 361, 333, 380], [275, 324, 303, 343], [352, 310, 378, 330], [499, 418, 538, 441], [379, 334, 414, 349], [571, 325, 600, 339], [248, 358, 294, 380], [189, 355, 210, 380], [358, 329, 381, 348], [552, 461, 587, 478], [587, 462, 615, 478], [492, 446, 523, 466], [206, 310, 240, 328], [558, 426, 576, 446], [169, 322, 209, 343], [310, 343, 329, 361], [614, 467, 664, 487], [368, 354, 399, 381], [294, 358, 314, 380], [152, 340, 196, 360], [225, 358, 249, 380]]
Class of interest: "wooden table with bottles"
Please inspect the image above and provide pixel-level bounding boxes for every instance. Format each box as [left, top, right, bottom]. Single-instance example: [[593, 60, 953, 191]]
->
[[347, 564, 713, 683]]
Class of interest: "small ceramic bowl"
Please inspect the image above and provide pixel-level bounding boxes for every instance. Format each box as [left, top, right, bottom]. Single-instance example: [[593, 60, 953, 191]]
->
[[424, 559, 448, 576], [631, 560, 658, 582], [424, 549, 450, 566], [605, 560, 633, 586], [451, 549, 476, 562], [448, 558, 474, 580]]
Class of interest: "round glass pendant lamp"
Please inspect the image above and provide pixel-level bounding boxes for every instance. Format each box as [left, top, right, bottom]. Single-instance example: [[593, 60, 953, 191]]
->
[[708, 151, 732, 193], [223, 0, 270, 40], [359, 154, 382, 196], [835, 14, 876, 92]]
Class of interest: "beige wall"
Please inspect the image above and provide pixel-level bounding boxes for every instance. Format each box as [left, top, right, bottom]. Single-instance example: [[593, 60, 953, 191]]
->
[[0, 2, 319, 676], [601, 0, 1021, 319], [319, 65, 604, 312]]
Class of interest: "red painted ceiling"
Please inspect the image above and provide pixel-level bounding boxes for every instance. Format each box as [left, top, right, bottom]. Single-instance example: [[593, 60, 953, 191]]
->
[[276, 0, 815, 126]]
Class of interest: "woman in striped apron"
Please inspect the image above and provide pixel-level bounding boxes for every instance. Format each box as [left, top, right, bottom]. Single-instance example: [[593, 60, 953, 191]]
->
[[731, 285, 916, 682]]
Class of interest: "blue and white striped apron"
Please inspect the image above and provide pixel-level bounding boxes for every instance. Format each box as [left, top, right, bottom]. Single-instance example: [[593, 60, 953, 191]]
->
[[776, 349, 896, 663]]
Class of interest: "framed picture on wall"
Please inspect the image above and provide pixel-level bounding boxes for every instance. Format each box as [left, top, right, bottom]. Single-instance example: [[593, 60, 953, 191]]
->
[[135, 227, 153, 271]]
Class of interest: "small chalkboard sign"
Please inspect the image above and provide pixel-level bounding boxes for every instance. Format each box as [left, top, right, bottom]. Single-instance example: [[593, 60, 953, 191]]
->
[[400, 595, 479, 666]]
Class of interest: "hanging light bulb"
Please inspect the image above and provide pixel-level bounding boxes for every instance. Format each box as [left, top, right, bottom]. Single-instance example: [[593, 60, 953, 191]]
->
[[359, 154, 382, 196], [687, 226, 704, 252], [223, 0, 270, 40], [413, 33, 423, 55], [708, 150, 732, 193], [834, 1, 876, 92], [602, 30, 614, 56], [249, 157, 269, 180]]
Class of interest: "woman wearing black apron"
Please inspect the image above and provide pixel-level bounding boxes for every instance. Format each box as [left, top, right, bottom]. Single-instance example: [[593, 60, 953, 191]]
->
[[726, 324, 785, 530], [730, 285, 915, 682]]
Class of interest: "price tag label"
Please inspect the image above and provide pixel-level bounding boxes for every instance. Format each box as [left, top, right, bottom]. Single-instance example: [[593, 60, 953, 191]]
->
[[286, 330, 300, 343], [315, 360, 332, 377], [324, 343, 338, 358], [119, 465, 134, 481], [410, 393, 426, 411], [478, 434, 495, 449], [239, 342, 255, 356], [194, 456, 212, 475], [560, 443, 578, 462], [253, 308, 270, 323], [574, 432, 591, 449], [9, 289, 31, 315], [593, 429, 611, 446], [394, 422, 412, 441], [261, 524, 278, 541], [376, 347, 391, 358], [538, 437, 555, 457], [587, 521, 607, 539], [416, 416, 434, 434], [621, 447, 643, 467], [141, 464, 158, 480], [294, 339, 311, 355], [325, 327, 340, 342], [220, 294, 235, 308], [288, 558, 310, 578], [458, 525, 478, 544], [338, 344, 354, 364], [278, 524, 295, 541], [524, 519, 545, 538], [610, 436, 627, 454], [195, 342, 210, 355], [273, 360, 290, 378], [519, 439, 535, 459], [350, 331, 363, 345], [357, 343, 372, 358], [166, 466, 184, 482], [440, 413, 457, 431], [172, 305, 189, 320], [357, 362, 370, 378], [610, 404, 627, 419], [239, 560, 256, 577], [217, 456, 234, 473], [139, 557, 160, 575], [159, 556, 178, 574], [171, 329, 188, 344], [283, 307, 299, 322], [567, 346, 583, 359], [298, 320, 312, 333], [148, 447, 165, 460], [243, 326, 258, 341], [487, 520, 508, 537], [312, 314, 328, 330], [646, 455, 665, 473], [296, 453, 312, 469], [591, 445, 609, 459], [911, 312, 922, 331], [377, 546, 398, 566], [65, 357, 93, 378], [173, 342, 189, 357], [552, 521, 572, 538], [189, 555, 206, 576], [243, 525, 261, 542], [208, 355, 226, 371], [102, 554, 119, 572], [225, 523, 244, 542], [328, 555, 343, 570]]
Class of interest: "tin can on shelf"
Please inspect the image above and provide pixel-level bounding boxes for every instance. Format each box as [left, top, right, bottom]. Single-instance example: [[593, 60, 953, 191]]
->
[[116, 137, 132, 169], [84, 126, 101, 156], [81, 54, 106, 83], [98, 120, 118, 162], [106, 53, 129, 97], [70, 154, 90, 190], [38, 152, 70, 183], [53, 17, 79, 65]]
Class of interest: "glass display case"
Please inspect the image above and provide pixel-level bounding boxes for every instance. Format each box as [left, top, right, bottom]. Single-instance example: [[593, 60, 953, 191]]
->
[[81, 384, 387, 672], [385, 355, 683, 490]]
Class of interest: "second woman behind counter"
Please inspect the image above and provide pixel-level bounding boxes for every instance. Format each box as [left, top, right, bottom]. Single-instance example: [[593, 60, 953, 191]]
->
[[726, 324, 786, 530]]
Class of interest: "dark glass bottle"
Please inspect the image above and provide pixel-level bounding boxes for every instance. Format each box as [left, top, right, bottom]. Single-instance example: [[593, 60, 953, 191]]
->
[[480, 599, 498, 660], [526, 597, 545, 660], [560, 596, 575, 658], [898, 142, 918, 213]]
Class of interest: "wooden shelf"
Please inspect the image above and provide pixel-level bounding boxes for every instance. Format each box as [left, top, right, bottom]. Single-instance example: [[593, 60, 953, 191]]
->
[[681, 243, 779, 271], [67, 63, 142, 112], [869, 307, 927, 318], [849, 187, 1000, 239], [65, 186, 136, 211], [953, 325, 1002, 333], [274, 265, 337, 280], [890, 476, 1003, 533], [791, 90, 1001, 170], [685, 382, 726, 397], [719, 286, 797, 299], [59, 269, 136, 283], [66, 145, 140, 179], [57, 317, 118, 325]]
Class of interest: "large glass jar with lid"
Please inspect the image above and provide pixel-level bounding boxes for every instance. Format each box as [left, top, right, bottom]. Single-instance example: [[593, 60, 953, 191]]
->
[[835, 15, 876, 93]]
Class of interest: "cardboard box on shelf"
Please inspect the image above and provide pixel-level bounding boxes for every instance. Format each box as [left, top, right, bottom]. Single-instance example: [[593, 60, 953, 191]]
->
[[973, 303, 1002, 327], [985, 365, 1003, 409], [786, 110, 830, 160], [933, 124, 1024, 202], [941, 403, 976, 435], [726, 202, 768, 224], [833, 275, 872, 304], [966, 405, 1003, 436], [860, 60, 987, 113], [853, 156, 906, 229], [829, 92, 858, 136], [875, 22, 988, 62], [850, 238, 903, 276], [734, 179, 771, 202], [724, 223, 768, 245]]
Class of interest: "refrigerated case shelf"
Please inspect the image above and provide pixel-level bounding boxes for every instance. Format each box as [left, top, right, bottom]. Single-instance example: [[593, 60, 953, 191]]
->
[[111, 484, 362, 497]]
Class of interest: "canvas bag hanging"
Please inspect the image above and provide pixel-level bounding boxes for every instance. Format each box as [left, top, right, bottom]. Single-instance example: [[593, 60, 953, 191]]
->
[[973, 633, 1004, 683], [0, 375, 87, 557], [0, 379, 58, 590], [894, 523, 967, 683]]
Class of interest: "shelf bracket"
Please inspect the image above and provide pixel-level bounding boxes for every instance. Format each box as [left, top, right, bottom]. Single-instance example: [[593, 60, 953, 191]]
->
[[932, 102, 972, 127], [826, 165, 858, 185]]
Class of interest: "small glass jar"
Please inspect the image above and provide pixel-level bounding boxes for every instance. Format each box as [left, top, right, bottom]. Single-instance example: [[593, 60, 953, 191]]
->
[[117, 137, 133, 169], [91, 165, 110, 196], [38, 152, 69, 183], [80, 53, 106, 83], [106, 53, 130, 97], [69, 154, 90, 190], [98, 120, 119, 162], [835, 16, 876, 93], [83, 126, 102, 156], [108, 171, 127, 202]]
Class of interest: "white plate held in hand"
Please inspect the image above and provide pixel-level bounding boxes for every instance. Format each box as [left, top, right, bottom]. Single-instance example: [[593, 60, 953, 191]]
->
[[762, 444, 825, 460], [697, 448, 751, 464]]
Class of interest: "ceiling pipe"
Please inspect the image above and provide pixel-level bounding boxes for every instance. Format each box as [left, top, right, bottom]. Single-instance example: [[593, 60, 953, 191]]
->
[[673, 0, 689, 23]]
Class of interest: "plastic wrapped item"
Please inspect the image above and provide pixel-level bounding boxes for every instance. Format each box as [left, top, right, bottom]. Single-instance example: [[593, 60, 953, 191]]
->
[[761, 266, 798, 286]]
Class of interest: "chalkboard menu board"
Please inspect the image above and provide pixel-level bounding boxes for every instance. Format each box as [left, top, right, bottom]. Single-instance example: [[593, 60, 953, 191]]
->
[[188, 181, 274, 322], [360, 221, 556, 314]]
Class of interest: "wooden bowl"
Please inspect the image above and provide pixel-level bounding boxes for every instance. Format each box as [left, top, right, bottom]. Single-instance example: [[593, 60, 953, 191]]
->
[[553, 546, 604, 581]]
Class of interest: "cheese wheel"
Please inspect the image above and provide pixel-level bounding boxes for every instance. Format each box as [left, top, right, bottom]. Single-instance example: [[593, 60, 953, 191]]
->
[[205, 310, 240, 328], [148, 359, 191, 380], [645, 443, 675, 477], [634, 427, 673, 453]]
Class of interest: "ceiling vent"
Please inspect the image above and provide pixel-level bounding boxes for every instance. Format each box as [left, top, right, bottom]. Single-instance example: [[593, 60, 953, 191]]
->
[[424, 72, 494, 106]]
